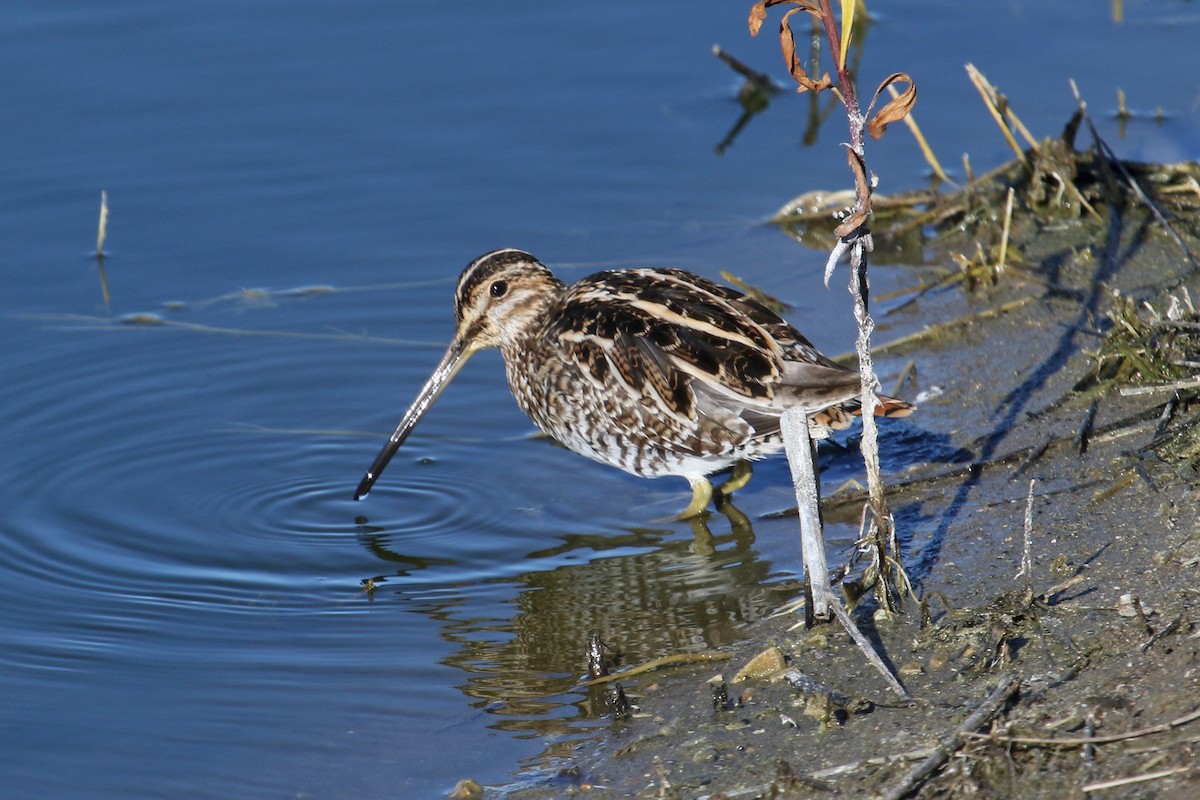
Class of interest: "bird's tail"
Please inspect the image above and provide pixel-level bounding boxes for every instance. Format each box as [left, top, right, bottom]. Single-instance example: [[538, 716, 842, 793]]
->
[[809, 394, 915, 433], [868, 395, 916, 419]]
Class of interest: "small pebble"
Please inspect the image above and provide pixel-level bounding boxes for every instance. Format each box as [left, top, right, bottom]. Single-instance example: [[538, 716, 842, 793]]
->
[[732, 646, 785, 682]]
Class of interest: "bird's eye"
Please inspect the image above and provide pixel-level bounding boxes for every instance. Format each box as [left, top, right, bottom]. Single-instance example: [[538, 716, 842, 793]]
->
[[489, 280, 508, 298]]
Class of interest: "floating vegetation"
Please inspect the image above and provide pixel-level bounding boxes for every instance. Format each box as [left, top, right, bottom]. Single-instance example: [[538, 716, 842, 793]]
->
[[770, 65, 1200, 284], [1080, 288, 1200, 390], [1075, 288, 1200, 475], [281, 285, 337, 298], [118, 312, 165, 326]]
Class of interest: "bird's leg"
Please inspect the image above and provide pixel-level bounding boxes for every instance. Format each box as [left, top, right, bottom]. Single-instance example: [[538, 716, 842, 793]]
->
[[685, 514, 716, 556], [678, 477, 714, 519], [713, 491, 754, 543], [715, 460, 753, 498]]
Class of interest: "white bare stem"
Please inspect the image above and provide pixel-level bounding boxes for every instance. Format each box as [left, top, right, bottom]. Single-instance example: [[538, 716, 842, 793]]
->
[[849, 241, 885, 508], [1019, 478, 1035, 601], [781, 407, 835, 619]]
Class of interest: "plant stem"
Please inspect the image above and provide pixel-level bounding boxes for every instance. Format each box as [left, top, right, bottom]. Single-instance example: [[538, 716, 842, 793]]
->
[[781, 408, 835, 620], [819, 0, 900, 609]]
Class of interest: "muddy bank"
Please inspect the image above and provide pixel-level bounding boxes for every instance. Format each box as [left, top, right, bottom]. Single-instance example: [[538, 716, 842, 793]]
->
[[491, 152, 1200, 799]]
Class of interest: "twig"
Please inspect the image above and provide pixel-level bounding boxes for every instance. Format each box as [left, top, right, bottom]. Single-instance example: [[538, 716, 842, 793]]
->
[[1075, 399, 1099, 455], [965, 64, 1030, 167], [1119, 378, 1200, 396], [1039, 574, 1085, 604], [577, 650, 733, 687], [1017, 478, 1035, 602], [998, 186, 1015, 269], [95, 190, 109, 256], [813, 401, 1165, 515], [1140, 612, 1186, 652], [880, 675, 1021, 800], [1089, 472, 1138, 505], [1013, 438, 1051, 478], [829, 601, 909, 701], [1151, 391, 1179, 440], [808, 746, 939, 779], [869, 296, 1039, 356], [1081, 766, 1191, 793], [973, 65, 1039, 150], [1070, 79, 1200, 271], [887, 82, 953, 185], [963, 705, 1200, 746], [95, 190, 111, 308], [1083, 708, 1098, 765]]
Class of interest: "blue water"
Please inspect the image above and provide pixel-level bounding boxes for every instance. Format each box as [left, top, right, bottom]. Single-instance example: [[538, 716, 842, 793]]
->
[[2, 2, 1197, 797]]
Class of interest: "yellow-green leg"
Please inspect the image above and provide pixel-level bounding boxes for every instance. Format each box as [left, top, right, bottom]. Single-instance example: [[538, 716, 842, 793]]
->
[[715, 460, 753, 497], [678, 477, 714, 520], [714, 491, 752, 540]]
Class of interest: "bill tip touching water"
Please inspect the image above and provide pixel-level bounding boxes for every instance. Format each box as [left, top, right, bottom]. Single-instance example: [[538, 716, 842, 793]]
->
[[353, 248, 913, 516], [353, 472, 377, 501]]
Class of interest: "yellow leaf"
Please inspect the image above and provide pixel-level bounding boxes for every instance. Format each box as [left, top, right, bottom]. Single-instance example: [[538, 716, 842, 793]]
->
[[839, 0, 856, 71]]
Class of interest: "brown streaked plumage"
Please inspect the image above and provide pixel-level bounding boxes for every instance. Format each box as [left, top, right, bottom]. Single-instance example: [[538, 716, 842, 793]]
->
[[354, 248, 914, 517]]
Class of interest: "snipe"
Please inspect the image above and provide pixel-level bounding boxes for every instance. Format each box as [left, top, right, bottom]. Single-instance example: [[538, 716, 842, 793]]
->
[[354, 249, 913, 517]]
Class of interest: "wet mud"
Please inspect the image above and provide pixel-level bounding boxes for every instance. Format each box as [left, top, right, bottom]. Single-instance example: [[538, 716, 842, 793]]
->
[[494, 149, 1200, 799]]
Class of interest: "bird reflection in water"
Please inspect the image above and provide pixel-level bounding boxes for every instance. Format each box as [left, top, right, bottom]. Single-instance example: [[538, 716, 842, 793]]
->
[[353, 496, 797, 739]]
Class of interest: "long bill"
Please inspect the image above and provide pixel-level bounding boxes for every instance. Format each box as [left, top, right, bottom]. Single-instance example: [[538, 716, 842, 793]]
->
[[354, 336, 474, 500]]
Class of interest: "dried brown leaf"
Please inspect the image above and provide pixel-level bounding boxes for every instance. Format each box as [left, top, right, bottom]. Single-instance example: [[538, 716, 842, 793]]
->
[[744, 1, 830, 89], [834, 209, 869, 239], [833, 147, 871, 237], [779, 7, 803, 76], [748, 1, 769, 36], [751, 0, 816, 35], [780, 7, 832, 94], [865, 73, 917, 140], [749, 2, 831, 91]]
